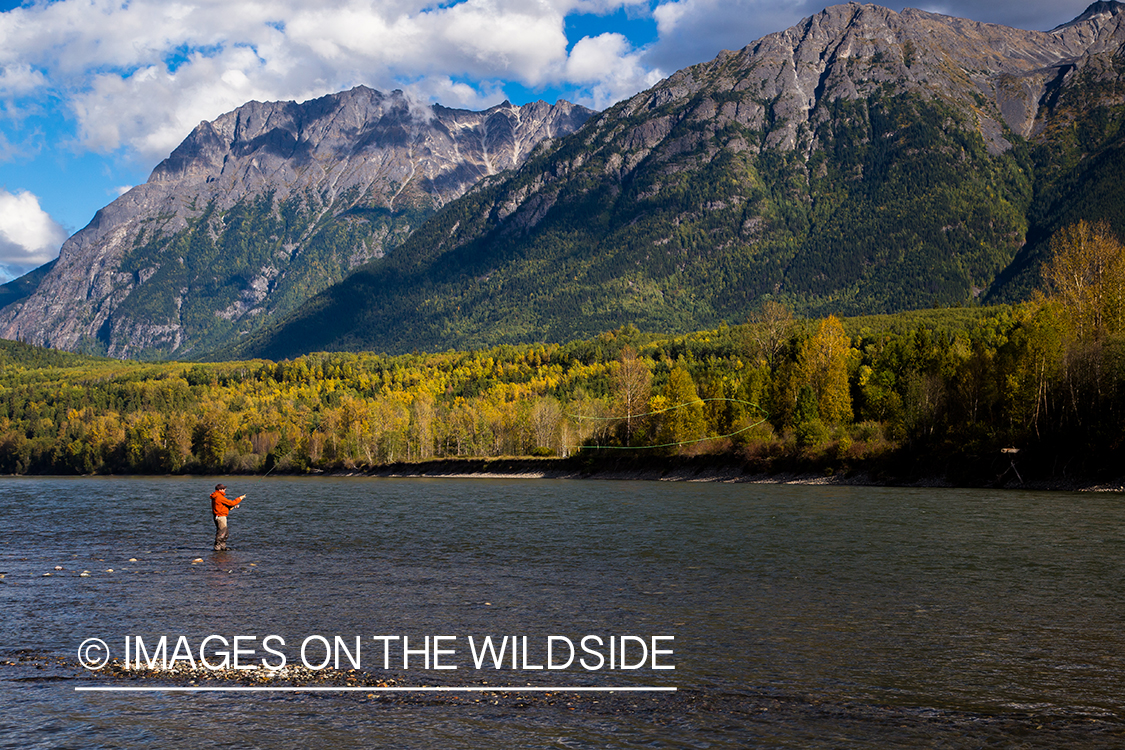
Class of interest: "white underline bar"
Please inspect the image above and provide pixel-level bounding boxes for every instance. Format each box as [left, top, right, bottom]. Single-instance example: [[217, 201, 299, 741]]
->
[[76, 686, 677, 693]]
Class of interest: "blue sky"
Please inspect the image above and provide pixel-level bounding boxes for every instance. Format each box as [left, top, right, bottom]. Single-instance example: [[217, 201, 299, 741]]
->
[[0, 0, 1096, 282]]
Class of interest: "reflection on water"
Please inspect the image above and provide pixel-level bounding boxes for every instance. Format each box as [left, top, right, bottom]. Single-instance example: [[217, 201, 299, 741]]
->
[[2, 477, 1125, 747]]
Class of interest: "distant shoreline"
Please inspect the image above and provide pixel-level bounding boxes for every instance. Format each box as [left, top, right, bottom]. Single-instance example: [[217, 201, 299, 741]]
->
[[343, 455, 1125, 493], [4, 455, 1123, 493]]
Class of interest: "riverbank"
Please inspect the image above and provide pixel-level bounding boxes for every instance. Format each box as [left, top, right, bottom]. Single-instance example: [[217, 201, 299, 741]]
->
[[354, 454, 1125, 493], [4, 448, 1122, 492]]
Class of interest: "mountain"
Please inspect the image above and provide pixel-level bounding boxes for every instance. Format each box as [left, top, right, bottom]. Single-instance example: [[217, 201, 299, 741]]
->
[[0, 88, 592, 358], [0, 259, 55, 310], [228, 1, 1125, 360]]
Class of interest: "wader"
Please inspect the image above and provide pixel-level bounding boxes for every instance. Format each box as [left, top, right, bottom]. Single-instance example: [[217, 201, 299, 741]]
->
[[213, 515, 229, 551]]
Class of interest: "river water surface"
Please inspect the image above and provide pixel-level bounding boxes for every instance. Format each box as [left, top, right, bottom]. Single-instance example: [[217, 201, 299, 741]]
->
[[2, 477, 1124, 747]]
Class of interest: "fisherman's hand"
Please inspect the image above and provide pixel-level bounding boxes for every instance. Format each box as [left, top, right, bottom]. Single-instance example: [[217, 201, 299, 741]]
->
[[238, 495, 245, 500]]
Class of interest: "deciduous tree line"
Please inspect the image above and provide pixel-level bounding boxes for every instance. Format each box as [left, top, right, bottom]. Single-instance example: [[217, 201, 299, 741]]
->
[[0, 221, 1122, 482]]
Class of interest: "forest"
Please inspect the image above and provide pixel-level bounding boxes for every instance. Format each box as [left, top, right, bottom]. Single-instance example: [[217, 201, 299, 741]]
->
[[1, 220, 1123, 485]]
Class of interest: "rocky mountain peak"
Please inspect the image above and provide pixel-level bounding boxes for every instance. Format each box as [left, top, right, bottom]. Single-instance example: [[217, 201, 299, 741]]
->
[[0, 87, 593, 358], [1054, 1, 1124, 30], [223, 0, 1125, 359], [7, 2, 1125, 362], [147, 86, 589, 202], [617, 0, 1125, 159]]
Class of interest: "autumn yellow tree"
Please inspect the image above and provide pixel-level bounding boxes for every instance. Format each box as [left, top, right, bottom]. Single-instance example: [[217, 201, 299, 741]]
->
[[748, 300, 794, 370], [530, 397, 562, 454], [1042, 220, 1125, 343], [611, 346, 652, 445], [409, 392, 435, 459], [192, 407, 236, 470], [798, 315, 853, 424]]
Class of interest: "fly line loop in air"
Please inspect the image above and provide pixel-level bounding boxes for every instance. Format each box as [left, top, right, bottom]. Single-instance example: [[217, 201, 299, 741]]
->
[[571, 397, 770, 450]]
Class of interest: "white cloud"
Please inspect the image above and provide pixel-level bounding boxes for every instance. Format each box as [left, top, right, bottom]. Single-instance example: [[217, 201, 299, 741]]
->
[[0, 131, 20, 162], [566, 33, 665, 109], [0, 0, 1095, 178], [0, 63, 48, 96], [567, 33, 632, 82], [402, 76, 508, 111], [0, 0, 663, 164], [0, 188, 67, 281]]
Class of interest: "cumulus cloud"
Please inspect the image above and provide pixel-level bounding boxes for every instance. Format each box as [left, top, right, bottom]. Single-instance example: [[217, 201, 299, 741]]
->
[[566, 33, 665, 109], [0, 63, 48, 97], [0, 0, 1094, 173], [400, 76, 508, 111], [0, 189, 67, 281], [0, 0, 657, 164]]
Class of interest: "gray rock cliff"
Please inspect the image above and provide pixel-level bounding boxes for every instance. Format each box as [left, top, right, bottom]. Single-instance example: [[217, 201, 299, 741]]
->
[[0, 87, 592, 358]]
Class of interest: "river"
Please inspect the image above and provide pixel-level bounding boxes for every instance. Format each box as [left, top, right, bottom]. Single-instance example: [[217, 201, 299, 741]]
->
[[2, 477, 1123, 747]]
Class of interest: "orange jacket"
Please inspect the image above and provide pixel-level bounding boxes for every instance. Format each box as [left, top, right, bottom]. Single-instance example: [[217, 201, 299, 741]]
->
[[211, 490, 242, 517]]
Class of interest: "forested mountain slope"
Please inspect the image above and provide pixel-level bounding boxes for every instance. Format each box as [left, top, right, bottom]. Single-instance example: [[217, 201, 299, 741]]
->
[[0, 88, 592, 359], [231, 1, 1125, 360]]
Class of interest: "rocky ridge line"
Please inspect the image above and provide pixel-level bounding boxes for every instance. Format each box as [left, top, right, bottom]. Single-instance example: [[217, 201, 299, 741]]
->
[[0, 88, 592, 358]]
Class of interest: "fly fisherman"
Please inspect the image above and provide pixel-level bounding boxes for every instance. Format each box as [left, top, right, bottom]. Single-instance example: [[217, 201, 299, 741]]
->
[[210, 483, 245, 551]]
